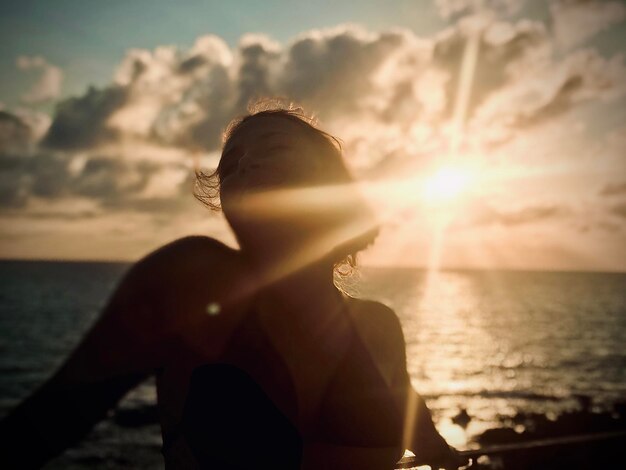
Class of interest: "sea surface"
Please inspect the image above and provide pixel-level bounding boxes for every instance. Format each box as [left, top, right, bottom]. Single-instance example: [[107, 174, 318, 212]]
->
[[1, 260, 625, 468]]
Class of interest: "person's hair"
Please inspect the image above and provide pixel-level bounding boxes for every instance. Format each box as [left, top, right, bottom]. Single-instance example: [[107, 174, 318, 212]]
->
[[194, 99, 378, 274]]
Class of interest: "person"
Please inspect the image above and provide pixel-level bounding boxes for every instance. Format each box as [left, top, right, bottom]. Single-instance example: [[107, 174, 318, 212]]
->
[[0, 102, 463, 469]]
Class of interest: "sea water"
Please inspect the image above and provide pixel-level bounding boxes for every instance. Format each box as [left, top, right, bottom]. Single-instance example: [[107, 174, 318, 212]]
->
[[0, 260, 624, 467]]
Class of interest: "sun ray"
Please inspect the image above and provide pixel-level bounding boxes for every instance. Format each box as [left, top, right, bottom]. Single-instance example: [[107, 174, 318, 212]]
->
[[401, 0, 488, 452]]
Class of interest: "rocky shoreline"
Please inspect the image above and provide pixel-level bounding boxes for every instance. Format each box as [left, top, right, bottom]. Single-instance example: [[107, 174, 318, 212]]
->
[[465, 397, 626, 469], [43, 396, 626, 469]]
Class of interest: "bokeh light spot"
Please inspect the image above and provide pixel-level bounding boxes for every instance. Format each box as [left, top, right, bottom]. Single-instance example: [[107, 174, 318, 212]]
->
[[206, 302, 221, 316]]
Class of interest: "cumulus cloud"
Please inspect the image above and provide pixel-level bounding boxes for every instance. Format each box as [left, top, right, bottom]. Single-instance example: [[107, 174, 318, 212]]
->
[[33, 26, 421, 154], [433, 17, 551, 126], [33, 18, 626, 161], [43, 85, 127, 150], [551, 0, 626, 50], [2, 12, 625, 268], [0, 144, 70, 208], [0, 111, 33, 155], [458, 203, 570, 228], [600, 181, 626, 197], [0, 106, 193, 213], [610, 201, 626, 219], [470, 46, 626, 145], [16, 56, 64, 104]]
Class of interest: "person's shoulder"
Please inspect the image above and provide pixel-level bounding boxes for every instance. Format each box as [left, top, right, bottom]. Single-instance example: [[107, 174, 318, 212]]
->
[[346, 297, 406, 384], [126, 236, 248, 303], [148, 235, 239, 265], [124, 236, 252, 327], [133, 236, 241, 277], [347, 297, 403, 337]]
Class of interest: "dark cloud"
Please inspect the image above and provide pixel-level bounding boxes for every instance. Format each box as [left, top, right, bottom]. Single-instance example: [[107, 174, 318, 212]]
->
[[29, 153, 72, 198], [112, 27, 419, 150], [281, 29, 406, 117], [472, 47, 625, 146], [550, 0, 626, 49], [236, 38, 280, 111], [0, 155, 29, 207], [178, 55, 208, 74], [514, 74, 583, 128], [184, 64, 234, 150], [0, 109, 71, 206], [72, 157, 155, 201], [2, 22, 624, 222], [117, 196, 191, 214], [433, 19, 548, 121], [0, 111, 33, 155], [600, 181, 626, 196], [610, 201, 626, 219], [43, 85, 128, 150], [13, 210, 98, 221], [0, 104, 194, 213], [460, 203, 570, 227], [0, 109, 191, 212], [497, 205, 569, 225], [597, 220, 621, 233], [28, 21, 625, 157], [0, 151, 70, 207]]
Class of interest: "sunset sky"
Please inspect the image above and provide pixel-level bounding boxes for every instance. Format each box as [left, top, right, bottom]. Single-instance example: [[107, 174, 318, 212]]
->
[[1, 0, 625, 271]]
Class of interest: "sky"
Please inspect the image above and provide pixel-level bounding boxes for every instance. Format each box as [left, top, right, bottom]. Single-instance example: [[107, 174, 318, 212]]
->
[[0, 0, 625, 271]]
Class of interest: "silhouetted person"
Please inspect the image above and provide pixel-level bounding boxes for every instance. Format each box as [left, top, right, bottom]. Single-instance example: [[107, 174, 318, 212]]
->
[[0, 104, 463, 469]]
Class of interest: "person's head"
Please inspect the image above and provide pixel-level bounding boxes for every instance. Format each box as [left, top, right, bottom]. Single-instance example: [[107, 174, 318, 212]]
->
[[195, 102, 379, 270]]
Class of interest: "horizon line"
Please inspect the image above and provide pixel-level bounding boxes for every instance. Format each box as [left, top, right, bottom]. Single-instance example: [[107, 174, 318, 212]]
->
[[1, 256, 624, 275]]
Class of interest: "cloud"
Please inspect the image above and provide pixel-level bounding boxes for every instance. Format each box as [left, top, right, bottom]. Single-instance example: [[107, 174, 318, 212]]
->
[[43, 85, 128, 150], [0, 110, 33, 155], [16, 56, 64, 104], [37, 26, 425, 154], [435, 0, 524, 20], [433, 17, 551, 124], [551, 0, 626, 50], [610, 201, 626, 219], [600, 181, 626, 197], [34, 17, 626, 160], [109, 35, 235, 150], [2, 16, 625, 267], [471, 47, 626, 145], [0, 149, 70, 208], [458, 203, 570, 228], [0, 109, 193, 212]]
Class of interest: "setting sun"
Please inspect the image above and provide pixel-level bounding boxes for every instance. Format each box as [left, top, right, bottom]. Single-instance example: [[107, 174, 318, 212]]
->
[[422, 166, 472, 205]]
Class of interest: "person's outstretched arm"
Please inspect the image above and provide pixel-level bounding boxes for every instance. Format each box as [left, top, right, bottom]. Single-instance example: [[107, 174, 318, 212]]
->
[[0, 247, 172, 469], [388, 318, 465, 469], [358, 301, 464, 469], [314, 300, 462, 470], [399, 385, 464, 469]]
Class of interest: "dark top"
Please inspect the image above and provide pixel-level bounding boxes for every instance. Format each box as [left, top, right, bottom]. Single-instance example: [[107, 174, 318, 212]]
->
[[162, 302, 402, 469], [163, 306, 302, 469]]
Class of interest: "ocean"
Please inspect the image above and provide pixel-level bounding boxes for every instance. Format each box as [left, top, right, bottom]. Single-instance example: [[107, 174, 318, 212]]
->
[[0, 260, 625, 468]]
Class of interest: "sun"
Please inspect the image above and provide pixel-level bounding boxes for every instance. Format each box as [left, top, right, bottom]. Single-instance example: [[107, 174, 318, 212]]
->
[[422, 165, 472, 204]]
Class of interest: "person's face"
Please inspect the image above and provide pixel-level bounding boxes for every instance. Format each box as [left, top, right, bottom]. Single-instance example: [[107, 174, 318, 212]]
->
[[219, 115, 334, 254], [220, 115, 324, 200]]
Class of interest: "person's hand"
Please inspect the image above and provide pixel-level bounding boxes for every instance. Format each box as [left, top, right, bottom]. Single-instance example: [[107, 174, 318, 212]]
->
[[425, 445, 469, 469], [412, 434, 469, 470]]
